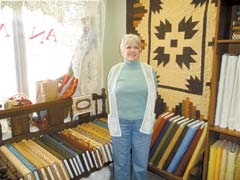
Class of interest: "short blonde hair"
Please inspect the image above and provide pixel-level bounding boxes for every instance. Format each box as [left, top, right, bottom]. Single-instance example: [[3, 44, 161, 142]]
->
[[120, 34, 141, 52]]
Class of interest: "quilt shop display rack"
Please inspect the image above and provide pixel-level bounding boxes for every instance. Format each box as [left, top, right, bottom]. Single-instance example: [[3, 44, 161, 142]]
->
[[202, 0, 240, 179], [0, 88, 111, 180], [0, 86, 208, 180], [148, 112, 207, 180]]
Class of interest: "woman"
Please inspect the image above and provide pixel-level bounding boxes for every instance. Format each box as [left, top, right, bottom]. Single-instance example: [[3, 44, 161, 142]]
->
[[107, 34, 157, 180]]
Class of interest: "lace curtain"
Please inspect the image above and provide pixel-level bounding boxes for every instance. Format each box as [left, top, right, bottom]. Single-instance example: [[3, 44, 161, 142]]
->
[[0, 0, 106, 102]]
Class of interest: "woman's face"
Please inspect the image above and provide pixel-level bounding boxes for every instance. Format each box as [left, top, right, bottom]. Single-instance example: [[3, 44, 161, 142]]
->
[[121, 42, 140, 61]]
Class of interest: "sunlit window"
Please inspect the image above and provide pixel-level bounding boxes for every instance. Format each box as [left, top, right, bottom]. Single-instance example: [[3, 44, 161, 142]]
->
[[0, 7, 17, 99], [0, 1, 105, 104]]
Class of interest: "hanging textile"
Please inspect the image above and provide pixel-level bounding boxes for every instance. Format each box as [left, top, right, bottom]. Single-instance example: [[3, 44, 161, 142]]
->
[[126, 0, 217, 119]]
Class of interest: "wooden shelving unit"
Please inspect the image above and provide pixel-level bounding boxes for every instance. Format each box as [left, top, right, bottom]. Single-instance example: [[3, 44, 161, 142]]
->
[[203, 0, 240, 179]]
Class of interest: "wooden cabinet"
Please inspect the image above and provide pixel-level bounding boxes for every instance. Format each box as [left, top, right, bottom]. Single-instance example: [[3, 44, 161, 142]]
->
[[203, 0, 240, 179]]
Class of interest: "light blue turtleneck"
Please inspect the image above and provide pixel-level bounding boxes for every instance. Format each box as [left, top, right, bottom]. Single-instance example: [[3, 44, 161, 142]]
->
[[115, 59, 148, 120]]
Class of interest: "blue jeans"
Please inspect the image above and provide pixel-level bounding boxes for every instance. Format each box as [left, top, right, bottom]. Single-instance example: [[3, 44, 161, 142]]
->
[[111, 119, 152, 180]]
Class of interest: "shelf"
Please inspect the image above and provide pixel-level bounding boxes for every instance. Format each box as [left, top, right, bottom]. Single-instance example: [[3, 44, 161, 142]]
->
[[217, 39, 240, 43], [0, 98, 73, 142], [0, 97, 72, 118], [208, 126, 240, 138], [203, 0, 240, 179]]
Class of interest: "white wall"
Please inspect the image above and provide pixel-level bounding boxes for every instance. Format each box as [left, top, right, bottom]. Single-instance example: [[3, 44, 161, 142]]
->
[[103, 0, 126, 88]]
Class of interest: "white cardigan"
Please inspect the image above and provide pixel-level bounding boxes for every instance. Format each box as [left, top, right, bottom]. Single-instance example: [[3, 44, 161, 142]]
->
[[107, 62, 157, 136]]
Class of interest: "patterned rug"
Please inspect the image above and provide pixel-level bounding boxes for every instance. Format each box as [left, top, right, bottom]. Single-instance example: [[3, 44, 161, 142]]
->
[[127, 0, 217, 119]]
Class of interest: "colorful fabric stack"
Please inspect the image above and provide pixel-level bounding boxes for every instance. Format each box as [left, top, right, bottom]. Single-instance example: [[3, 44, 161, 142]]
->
[[207, 140, 240, 180], [149, 112, 207, 178], [0, 118, 112, 180]]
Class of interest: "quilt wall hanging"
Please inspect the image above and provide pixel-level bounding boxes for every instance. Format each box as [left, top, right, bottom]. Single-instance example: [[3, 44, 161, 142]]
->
[[127, 0, 217, 120]]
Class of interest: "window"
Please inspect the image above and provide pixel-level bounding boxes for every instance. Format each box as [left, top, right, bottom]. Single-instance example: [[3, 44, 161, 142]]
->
[[0, 0, 105, 104]]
